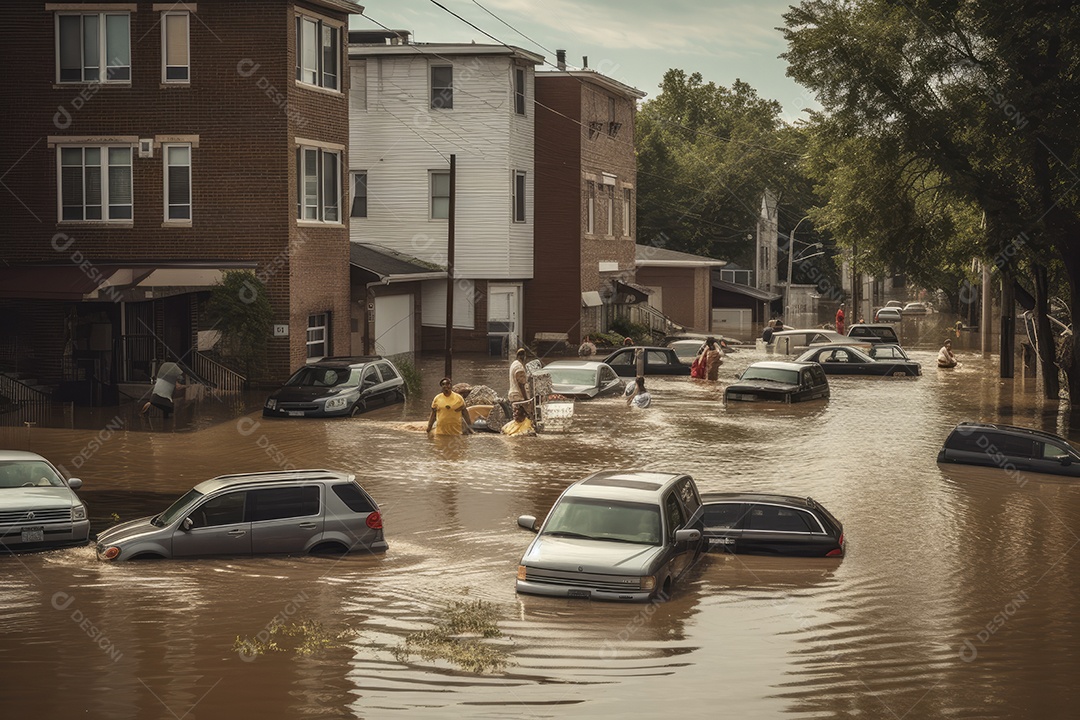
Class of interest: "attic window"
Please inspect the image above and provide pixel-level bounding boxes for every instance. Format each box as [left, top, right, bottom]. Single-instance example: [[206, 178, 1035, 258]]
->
[[588, 121, 604, 140], [608, 121, 622, 138]]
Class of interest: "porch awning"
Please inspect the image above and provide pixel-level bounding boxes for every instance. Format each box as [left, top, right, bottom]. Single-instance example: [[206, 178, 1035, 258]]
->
[[0, 262, 257, 302], [615, 280, 653, 304], [581, 291, 603, 308]]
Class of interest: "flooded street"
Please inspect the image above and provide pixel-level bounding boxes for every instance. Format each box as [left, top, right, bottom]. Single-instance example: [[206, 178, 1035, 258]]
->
[[2, 346, 1079, 719]]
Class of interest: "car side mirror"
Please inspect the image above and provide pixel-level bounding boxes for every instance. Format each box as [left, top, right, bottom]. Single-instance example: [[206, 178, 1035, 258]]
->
[[181, 517, 193, 531], [1061, 456, 1073, 466], [517, 515, 538, 532], [674, 528, 701, 543], [67, 478, 83, 490]]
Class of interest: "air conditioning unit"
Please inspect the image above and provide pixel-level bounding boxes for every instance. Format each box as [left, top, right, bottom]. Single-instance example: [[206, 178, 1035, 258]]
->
[[138, 139, 153, 158]]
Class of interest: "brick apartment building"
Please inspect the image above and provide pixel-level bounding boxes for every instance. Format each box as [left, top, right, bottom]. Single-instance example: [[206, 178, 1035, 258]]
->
[[0, 0, 360, 404], [526, 62, 646, 345]]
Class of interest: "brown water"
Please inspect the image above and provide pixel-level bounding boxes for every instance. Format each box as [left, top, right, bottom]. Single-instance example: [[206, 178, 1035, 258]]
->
[[2, 348, 1078, 719]]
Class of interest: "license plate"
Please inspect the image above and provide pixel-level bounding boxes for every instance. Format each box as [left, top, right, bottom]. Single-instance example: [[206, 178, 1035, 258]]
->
[[287, 411, 304, 417], [21, 526, 44, 543], [567, 589, 591, 598]]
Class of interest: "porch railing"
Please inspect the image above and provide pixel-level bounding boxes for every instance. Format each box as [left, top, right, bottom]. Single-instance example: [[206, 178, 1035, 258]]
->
[[190, 352, 247, 395]]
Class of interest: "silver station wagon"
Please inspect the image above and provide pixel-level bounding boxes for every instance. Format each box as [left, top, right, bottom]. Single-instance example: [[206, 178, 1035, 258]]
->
[[516, 470, 704, 602], [0, 451, 89, 552], [96, 469, 387, 560]]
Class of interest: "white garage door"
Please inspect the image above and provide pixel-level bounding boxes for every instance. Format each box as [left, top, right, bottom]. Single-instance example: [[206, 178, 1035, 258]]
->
[[374, 294, 413, 356]]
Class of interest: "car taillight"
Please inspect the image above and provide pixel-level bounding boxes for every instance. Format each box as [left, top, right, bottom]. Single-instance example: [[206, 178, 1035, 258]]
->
[[826, 533, 844, 557], [365, 511, 382, 529]]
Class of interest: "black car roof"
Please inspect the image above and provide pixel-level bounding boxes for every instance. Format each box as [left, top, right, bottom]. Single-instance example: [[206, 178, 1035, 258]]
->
[[950, 422, 1074, 444], [304, 356, 384, 369]]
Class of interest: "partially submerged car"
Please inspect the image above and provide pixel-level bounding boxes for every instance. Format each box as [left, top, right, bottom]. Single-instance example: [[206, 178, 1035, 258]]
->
[[770, 329, 849, 354], [796, 344, 921, 376], [725, 361, 830, 404], [867, 344, 913, 362], [543, 360, 623, 399], [0, 451, 89, 552], [96, 469, 387, 560], [701, 493, 845, 557], [603, 346, 692, 377], [516, 470, 704, 602], [846, 323, 901, 345], [263, 356, 405, 417], [937, 422, 1080, 477], [903, 302, 930, 315]]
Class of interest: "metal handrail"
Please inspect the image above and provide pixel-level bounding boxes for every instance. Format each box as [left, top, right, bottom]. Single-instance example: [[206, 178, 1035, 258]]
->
[[190, 351, 247, 394], [0, 373, 51, 403]]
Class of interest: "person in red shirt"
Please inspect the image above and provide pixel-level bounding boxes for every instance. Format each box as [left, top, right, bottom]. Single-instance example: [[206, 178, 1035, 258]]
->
[[835, 303, 845, 334]]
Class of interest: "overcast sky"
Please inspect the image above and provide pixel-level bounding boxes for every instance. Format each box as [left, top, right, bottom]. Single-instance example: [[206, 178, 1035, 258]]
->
[[352, 0, 814, 120]]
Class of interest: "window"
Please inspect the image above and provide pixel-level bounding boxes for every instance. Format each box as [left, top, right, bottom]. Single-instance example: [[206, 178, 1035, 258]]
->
[[59, 146, 132, 222], [360, 366, 379, 388], [746, 505, 816, 533], [249, 486, 320, 522], [623, 188, 632, 236], [704, 503, 747, 529], [512, 171, 526, 223], [57, 12, 130, 83], [376, 363, 399, 382], [514, 67, 526, 115], [295, 16, 339, 90], [606, 350, 633, 366], [675, 478, 701, 515], [350, 171, 367, 218], [431, 65, 453, 109], [162, 12, 189, 82], [190, 492, 246, 528], [164, 144, 191, 221], [605, 186, 614, 235], [431, 171, 450, 219], [586, 181, 595, 233], [664, 492, 684, 538], [296, 147, 339, 222], [332, 483, 376, 513], [307, 313, 329, 359]]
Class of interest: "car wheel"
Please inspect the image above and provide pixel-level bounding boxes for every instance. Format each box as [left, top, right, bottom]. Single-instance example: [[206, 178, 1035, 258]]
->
[[350, 401, 367, 417], [131, 552, 165, 560], [310, 542, 348, 556], [395, 388, 406, 403]]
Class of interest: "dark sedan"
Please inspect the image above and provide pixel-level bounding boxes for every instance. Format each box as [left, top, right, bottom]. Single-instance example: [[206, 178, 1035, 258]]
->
[[603, 346, 691, 377], [724, 361, 829, 404], [796, 344, 921, 376], [543, 360, 623, 399], [938, 422, 1080, 477], [263, 356, 405, 417], [701, 493, 844, 557]]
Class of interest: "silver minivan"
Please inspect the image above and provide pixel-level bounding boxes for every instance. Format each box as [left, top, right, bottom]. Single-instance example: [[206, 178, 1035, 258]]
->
[[96, 469, 387, 560], [516, 470, 704, 602]]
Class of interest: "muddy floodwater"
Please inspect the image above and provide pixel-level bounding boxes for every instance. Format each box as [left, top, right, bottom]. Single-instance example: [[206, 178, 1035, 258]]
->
[[2, 346, 1079, 719]]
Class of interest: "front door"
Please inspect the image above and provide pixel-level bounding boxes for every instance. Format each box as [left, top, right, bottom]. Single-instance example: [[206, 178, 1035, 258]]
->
[[487, 285, 520, 354], [172, 490, 251, 557]]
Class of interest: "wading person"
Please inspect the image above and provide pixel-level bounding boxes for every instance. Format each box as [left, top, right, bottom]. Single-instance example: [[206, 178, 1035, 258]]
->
[[426, 377, 473, 435], [625, 376, 651, 408], [501, 403, 534, 436], [937, 339, 958, 368], [508, 347, 528, 404], [140, 361, 185, 419], [702, 337, 723, 381]]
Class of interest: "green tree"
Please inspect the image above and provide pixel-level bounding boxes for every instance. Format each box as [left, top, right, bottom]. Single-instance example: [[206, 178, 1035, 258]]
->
[[205, 271, 273, 379]]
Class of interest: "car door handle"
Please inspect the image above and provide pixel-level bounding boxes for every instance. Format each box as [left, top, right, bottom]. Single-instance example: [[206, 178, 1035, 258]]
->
[[297, 523, 317, 530], [227, 529, 246, 537]]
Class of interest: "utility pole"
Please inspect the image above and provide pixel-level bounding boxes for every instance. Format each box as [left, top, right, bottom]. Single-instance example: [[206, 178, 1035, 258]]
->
[[444, 154, 456, 378]]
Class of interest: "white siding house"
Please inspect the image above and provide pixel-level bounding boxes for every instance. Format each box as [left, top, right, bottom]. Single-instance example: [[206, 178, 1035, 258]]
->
[[348, 37, 542, 352]]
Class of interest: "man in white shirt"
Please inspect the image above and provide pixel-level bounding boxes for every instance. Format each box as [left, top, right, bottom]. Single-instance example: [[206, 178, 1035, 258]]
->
[[508, 348, 528, 403]]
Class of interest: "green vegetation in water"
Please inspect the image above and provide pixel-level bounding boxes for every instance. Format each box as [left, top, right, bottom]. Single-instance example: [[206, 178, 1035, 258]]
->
[[390, 353, 422, 397], [233, 618, 358, 658], [392, 599, 512, 674]]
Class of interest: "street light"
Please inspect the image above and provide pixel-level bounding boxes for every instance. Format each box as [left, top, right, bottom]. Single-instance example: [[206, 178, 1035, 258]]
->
[[784, 216, 822, 323]]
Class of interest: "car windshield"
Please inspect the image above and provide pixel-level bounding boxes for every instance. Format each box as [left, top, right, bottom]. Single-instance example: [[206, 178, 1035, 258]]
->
[[284, 367, 359, 388], [153, 488, 204, 527], [546, 368, 598, 385], [0, 460, 66, 488], [741, 367, 800, 384], [542, 497, 662, 545]]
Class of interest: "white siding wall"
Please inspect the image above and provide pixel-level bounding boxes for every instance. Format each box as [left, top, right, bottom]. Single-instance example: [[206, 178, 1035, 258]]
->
[[349, 54, 534, 280]]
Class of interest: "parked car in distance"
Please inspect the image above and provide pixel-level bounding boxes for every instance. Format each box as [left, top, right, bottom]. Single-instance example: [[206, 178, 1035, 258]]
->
[[603, 346, 692, 377], [874, 307, 903, 323], [725, 361, 830, 404], [701, 493, 844, 557], [543, 360, 623, 399], [868, 344, 914, 362], [796, 344, 921, 376], [770, 329, 849, 354], [937, 422, 1080, 477], [846, 323, 901, 345], [95, 469, 387, 560], [903, 302, 930, 315], [0, 451, 89, 552], [264, 356, 405, 417], [516, 470, 704, 602], [885, 300, 904, 308]]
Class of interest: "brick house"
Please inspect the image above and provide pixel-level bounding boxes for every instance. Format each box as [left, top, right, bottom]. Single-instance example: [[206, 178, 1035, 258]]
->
[[0, 0, 361, 404], [526, 63, 646, 346]]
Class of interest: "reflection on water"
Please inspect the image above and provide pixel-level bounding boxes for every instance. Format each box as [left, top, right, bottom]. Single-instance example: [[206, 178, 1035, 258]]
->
[[2, 349, 1080, 718]]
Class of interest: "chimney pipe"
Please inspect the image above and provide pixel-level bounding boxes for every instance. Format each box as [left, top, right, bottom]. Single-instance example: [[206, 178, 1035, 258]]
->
[[556, 49, 566, 71], [582, 56, 588, 69]]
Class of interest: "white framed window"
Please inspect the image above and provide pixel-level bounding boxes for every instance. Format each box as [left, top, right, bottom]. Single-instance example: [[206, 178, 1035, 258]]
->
[[350, 171, 367, 218], [586, 181, 595, 234], [58, 146, 132, 222], [295, 15, 340, 91], [296, 147, 340, 222], [623, 187, 632, 236], [162, 11, 190, 83], [606, 186, 614, 235], [164, 144, 191, 222], [56, 12, 131, 83], [514, 67, 526, 115], [431, 171, 450, 219], [431, 65, 453, 109], [306, 312, 329, 359], [512, 171, 526, 223]]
